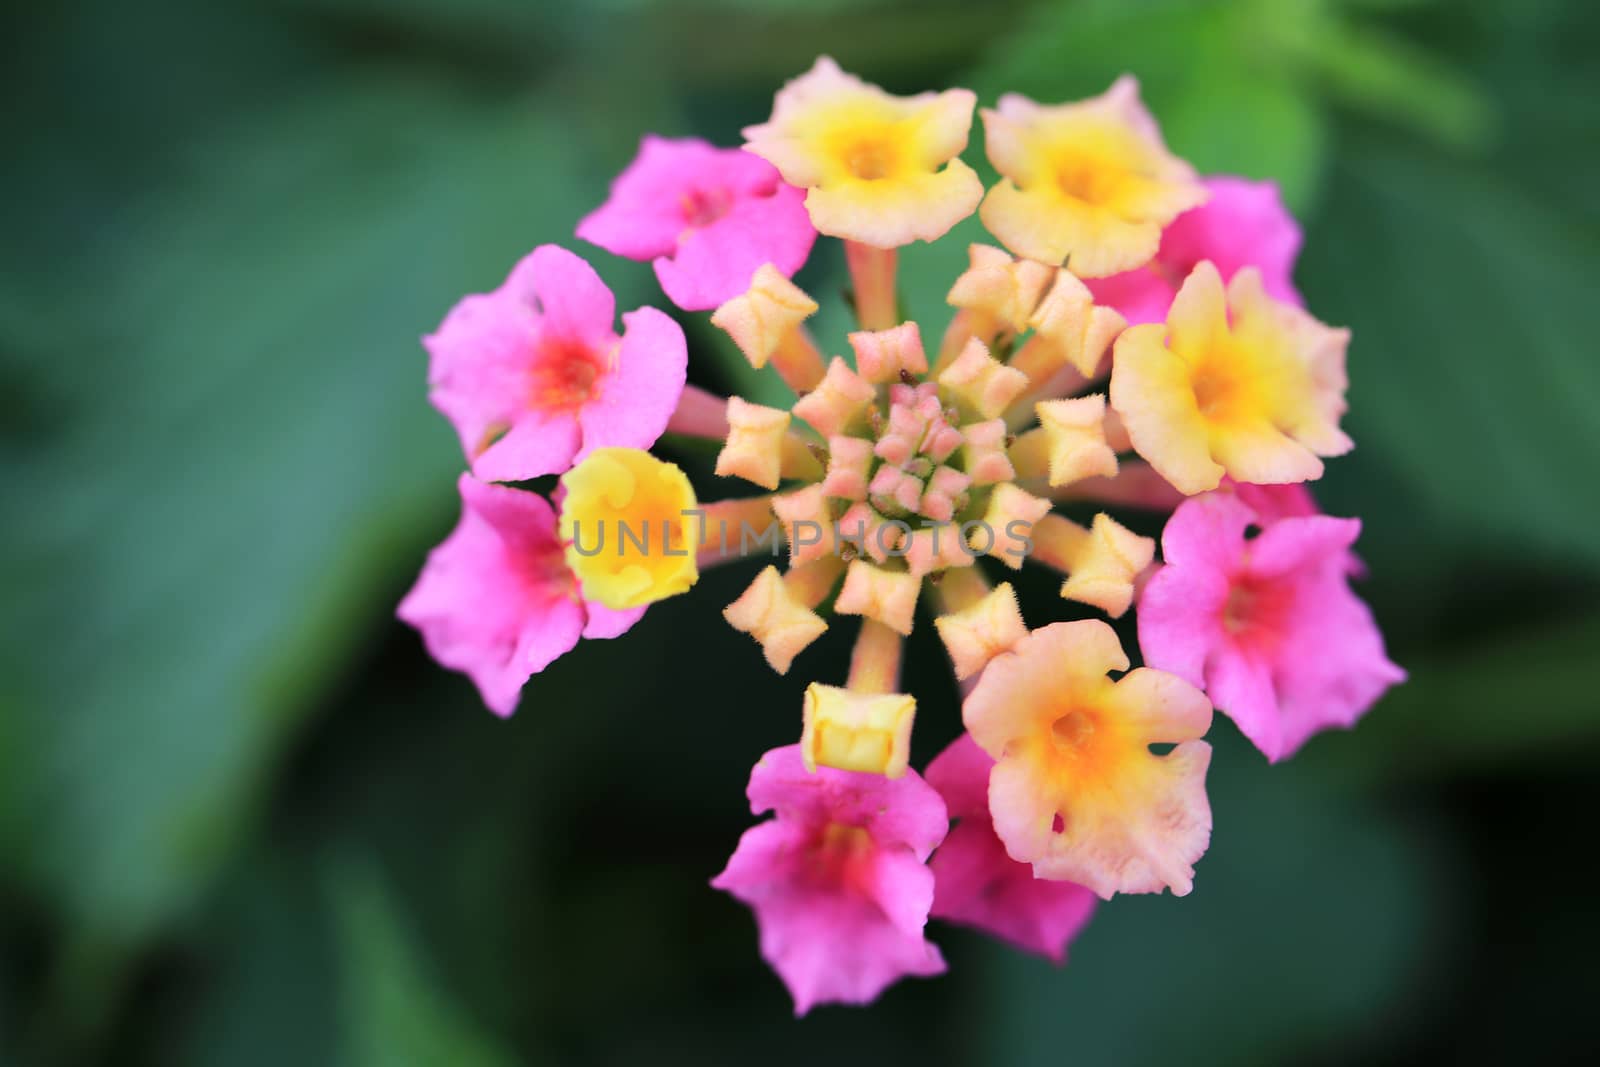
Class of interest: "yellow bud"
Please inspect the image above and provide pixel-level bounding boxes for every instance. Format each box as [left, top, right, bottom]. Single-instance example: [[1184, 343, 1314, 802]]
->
[[1036, 395, 1119, 487], [715, 397, 792, 490], [710, 264, 818, 370], [723, 565, 828, 674], [934, 582, 1028, 680], [938, 337, 1028, 420], [801, 683, 917, 778]]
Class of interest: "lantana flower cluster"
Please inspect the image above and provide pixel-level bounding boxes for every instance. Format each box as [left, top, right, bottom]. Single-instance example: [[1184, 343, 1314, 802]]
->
[[400, 57, 1404, 1014]]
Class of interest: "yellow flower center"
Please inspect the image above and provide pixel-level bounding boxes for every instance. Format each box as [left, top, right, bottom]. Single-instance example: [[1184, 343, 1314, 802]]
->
[[558, 447, 699, 610], [1052, 152, 1126, 208], [1050, 708, 1098, 750], [1041, 695, 1126, 779], [823, 116, 910, 184], [845, 138, 896, 181]]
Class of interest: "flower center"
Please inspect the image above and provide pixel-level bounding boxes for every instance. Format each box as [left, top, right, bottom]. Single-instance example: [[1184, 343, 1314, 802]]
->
[[1053, 155, 1124, 208], [530, 339, 604, 411], [799, 822, 877, 893], [844, 138, 898, 181], [513, 542, 577, 601], [1222, 576, 1291, 648], [864, 381, 971, 522], [1050, 709, 1097, 751], [1189, 350, 1255, 424], [680, 186, 733, 229]]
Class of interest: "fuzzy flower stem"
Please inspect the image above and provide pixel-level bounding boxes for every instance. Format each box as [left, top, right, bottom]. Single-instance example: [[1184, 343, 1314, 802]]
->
[[785, 555, 846, 607], [666, 384, 731, 440], [1044, 462, 1185, 511], [935, 308, 986, 375], [847, 619, 904, 694], [1028, 514, 1091, 574], [932, 564, 992, 615], [771, 327, 828, 395], [1006, 427, 1051, 483], [695, 496, 780, 566], [780, 432, 827, 482], [1005, 365, 1094, 432], [845, 241, 899, 331]]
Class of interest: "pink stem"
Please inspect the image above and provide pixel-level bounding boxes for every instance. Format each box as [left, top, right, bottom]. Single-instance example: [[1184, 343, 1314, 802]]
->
[[666, 384, 729, 440]]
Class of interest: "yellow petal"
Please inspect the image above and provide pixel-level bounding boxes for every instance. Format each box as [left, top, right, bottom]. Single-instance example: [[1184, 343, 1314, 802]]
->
[[559, 448, 699, 610]]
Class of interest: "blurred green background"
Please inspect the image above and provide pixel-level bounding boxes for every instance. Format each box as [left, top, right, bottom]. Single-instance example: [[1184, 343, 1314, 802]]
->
[[3, 0, 1597, 1063]]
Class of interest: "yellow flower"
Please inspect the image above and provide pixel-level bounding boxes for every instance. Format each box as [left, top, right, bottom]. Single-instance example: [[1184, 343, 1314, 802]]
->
[[979, 76, 1205, 276], [1110, 261, 1352, 495], [743, 56, 983, 248], [963, 620, 1212, 897], [558, 447, 699, 609]]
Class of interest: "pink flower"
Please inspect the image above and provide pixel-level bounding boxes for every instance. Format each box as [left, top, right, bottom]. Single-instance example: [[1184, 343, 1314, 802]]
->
[[924, 735, 1096, 962], [1088, 176, 1303, 325], [712, 744, 948, 1014], [1138, 491, 1405, 762], [578, 136, 816, 311], [1230, 479, 1364, 576], [397, 474, 643, 716], [425, 245, 686, 482]]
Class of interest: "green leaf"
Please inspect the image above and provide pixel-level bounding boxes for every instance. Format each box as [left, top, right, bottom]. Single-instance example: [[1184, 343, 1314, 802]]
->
[[0, 76, 625, 953], [1160, 68, 1326, 209], [330, 857, 519, 1067], [970, 729, 1449, 1064], [1298, 135, 1600, 569], [1320, 613, 1600, 783]]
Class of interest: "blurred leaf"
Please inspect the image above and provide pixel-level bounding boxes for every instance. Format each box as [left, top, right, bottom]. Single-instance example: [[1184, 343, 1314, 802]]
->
[[0, 73, 627, 968], [330, 857, 519, 1067], [1298, 135, 1600, 569], [1160, 66, 1326, 207], [179, 852, 342, 1067], [969, 729, 1452, 1065], [1326, 613, 1600, 782], [1297, 19, 1495, 148]]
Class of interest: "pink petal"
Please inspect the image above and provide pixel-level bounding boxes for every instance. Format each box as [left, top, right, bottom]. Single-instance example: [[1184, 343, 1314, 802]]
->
[[1241, 514, 1360, 582], [1204, 642, 1285, 760], [582, 603, 647, 640], [923, 733, 993, 820], [1161, 177, 1303, 307], [1158, 490, 1255, 570], [505, 244, 618, 351], [1085, 265, 1176, 327], [1137, 561, 1230, 687], [575, 306, 687, 461], [1138, 489, 1403, 762], [745, 745, 948, 860], [1269, 571, 1407, 760], [579, 135, 816, 311], [424, 292, 539, 464], [472, 408, 581, 483], [653, 183, 815, 310], [397, 475, 584, 716], [929, 818, 1096, 963], [746, 879, 945, 1016], [577, 136, 782, 260], [714, 745, 950, 1015]]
